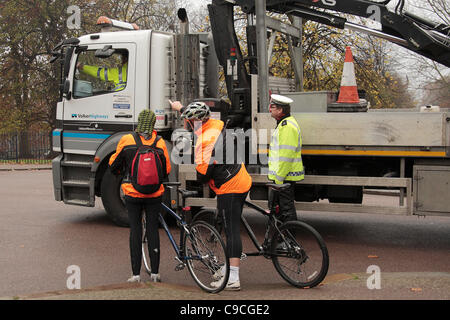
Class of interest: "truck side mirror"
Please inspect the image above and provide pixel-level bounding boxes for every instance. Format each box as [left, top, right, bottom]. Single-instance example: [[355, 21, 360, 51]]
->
[[63, 79, 70, 94], [63, 47, 75, 79], [63, 79, 71, 100]]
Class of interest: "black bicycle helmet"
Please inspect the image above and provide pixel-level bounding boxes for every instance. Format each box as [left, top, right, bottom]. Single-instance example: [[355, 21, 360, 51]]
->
[[180, 101, 211, 121]]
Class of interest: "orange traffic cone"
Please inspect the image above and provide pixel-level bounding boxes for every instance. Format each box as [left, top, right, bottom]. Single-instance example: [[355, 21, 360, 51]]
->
[[337, 46, 360, 104]]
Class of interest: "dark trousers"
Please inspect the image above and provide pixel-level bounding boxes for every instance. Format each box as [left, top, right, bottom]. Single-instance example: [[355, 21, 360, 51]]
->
[[268, 182, 297, 223], [217, 192, 248, 258], [125, 197, 161, 276]]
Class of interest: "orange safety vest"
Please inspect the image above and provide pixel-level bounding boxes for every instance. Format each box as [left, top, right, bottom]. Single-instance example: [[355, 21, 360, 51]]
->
[[194, 118, 252, 195]]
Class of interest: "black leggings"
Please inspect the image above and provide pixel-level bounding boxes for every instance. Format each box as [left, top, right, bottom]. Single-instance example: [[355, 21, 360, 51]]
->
[[217, 192, 248, 259], [125, 197, 161, 276]]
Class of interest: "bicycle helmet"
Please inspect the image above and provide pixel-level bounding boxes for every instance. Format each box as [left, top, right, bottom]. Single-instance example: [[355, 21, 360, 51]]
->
[[180, 101, 211, 121]]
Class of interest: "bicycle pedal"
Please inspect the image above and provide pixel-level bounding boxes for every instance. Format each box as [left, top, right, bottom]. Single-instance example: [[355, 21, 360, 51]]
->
[[175, 263, 185, 271], [174, 256, 186, 271], [240, 253, 247, 261]]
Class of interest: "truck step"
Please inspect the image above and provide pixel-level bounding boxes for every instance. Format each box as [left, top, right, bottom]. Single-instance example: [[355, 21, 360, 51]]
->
[[64, 199, 92, 207], [61, 160, 93, 168], [62, 180, 90, 188]]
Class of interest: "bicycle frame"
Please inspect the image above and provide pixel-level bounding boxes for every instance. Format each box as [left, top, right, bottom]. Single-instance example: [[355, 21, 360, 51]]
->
[[159, 203, 189, 259], [190, 186, 329, 288], [240, 200, 283, 257], [142, 183, 231, 293]]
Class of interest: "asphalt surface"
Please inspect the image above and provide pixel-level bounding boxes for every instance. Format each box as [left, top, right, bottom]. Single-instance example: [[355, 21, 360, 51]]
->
[[0, 164, 449, 304]]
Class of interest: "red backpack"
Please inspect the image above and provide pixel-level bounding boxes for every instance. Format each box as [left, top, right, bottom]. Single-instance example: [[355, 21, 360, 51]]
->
[[130, 132, 167, 194]]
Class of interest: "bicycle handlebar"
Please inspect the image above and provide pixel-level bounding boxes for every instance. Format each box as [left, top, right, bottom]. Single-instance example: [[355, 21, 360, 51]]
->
[[164, 181, 289, 202]]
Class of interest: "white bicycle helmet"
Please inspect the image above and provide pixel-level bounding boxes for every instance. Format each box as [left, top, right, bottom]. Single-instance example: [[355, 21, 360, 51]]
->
[[180, 101, 211, 121]]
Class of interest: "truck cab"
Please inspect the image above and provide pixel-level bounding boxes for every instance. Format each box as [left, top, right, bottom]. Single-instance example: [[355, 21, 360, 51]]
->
[[51, 17, 218, 226]]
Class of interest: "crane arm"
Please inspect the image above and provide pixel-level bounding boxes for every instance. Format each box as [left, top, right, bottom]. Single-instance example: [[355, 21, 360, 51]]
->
[[234, 0, 450, 67]]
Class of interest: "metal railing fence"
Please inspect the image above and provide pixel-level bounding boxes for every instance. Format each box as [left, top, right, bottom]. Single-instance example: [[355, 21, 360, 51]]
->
[[0, 131, 51, 163]]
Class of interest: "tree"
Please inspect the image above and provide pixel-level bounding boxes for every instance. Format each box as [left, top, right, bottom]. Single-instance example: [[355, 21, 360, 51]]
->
[[0, 0, 77, 157], [422, 75, 450, 108], [0, 0, 187, 158], [212, 4, 417, 109], [394, 0, 450, 106], [267, 16, 416, 109]]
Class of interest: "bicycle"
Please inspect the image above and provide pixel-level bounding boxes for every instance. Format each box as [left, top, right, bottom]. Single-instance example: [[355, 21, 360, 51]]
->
[[192, 183, 329, 288], [141, 182, 230, 293]]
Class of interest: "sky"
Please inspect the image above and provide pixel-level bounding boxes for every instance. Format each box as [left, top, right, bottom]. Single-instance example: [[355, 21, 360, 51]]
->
[[183, 0, 210, 11]]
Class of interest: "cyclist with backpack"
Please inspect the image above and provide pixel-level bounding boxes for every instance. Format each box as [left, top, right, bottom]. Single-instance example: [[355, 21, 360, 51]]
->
[[170, 100, 252, 291], [109, 109, 171, 283]]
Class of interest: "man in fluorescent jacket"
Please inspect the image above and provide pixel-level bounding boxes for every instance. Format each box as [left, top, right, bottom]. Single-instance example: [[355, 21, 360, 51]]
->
[[77, 54, 127, 91], [268, 94, 304, 222]]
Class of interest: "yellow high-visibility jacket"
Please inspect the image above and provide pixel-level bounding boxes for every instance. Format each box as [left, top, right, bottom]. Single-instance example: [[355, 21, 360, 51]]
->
[[268, 115, 305, 184], [81, 63, 127, 91]]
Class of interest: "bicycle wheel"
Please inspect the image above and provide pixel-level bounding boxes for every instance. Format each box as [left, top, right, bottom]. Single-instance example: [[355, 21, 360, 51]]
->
[[141, 216, 152, 275], [192, 209, 224, 235], [271, 221, 329, 288], [184, 221, 230, 293]]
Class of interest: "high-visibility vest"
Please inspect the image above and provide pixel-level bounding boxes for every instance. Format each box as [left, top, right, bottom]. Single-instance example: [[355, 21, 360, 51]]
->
[[82, 63, 127, 91], [268, 115, 304, 184]]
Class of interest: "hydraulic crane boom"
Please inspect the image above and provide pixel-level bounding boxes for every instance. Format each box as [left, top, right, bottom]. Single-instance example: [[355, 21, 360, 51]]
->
[[234, 0, 450, 67], [208, 0, 449, 128]]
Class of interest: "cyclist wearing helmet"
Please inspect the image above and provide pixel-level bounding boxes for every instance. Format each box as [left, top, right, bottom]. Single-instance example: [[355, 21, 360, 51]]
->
[[170, 100, 252, 291]]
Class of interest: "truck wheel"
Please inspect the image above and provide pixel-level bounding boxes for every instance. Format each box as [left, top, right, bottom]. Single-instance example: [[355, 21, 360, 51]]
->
[[101, 168, 129, 227]]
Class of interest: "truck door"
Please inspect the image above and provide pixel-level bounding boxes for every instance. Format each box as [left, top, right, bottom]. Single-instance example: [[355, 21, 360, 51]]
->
[[62, 43, 136, 155]]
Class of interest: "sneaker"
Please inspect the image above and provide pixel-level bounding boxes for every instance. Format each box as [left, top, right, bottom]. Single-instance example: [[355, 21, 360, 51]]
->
[[211, 279, 241, 291], [127, 275, 141, 283], [150, 273, 161, 282], [212, 266, 226, 280]]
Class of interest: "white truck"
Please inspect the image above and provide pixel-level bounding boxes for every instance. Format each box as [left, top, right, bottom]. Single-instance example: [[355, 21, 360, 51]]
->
[[51, 15, 221, 226], [51, 1, 450, 226]]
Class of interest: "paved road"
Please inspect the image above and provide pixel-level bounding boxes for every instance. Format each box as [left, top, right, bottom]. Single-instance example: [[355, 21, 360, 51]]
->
[[0, 169, 449, 300]]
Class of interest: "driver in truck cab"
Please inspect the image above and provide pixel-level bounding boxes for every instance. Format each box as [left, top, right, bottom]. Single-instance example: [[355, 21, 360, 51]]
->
[[76, 53, 128, 91]]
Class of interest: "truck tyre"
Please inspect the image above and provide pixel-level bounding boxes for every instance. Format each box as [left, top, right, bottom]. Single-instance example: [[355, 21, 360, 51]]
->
[[101, 168, 129, 227]]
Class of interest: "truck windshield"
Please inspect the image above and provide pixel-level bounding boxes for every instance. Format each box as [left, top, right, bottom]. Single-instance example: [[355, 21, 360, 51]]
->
[[73, 49, 129, 98]]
